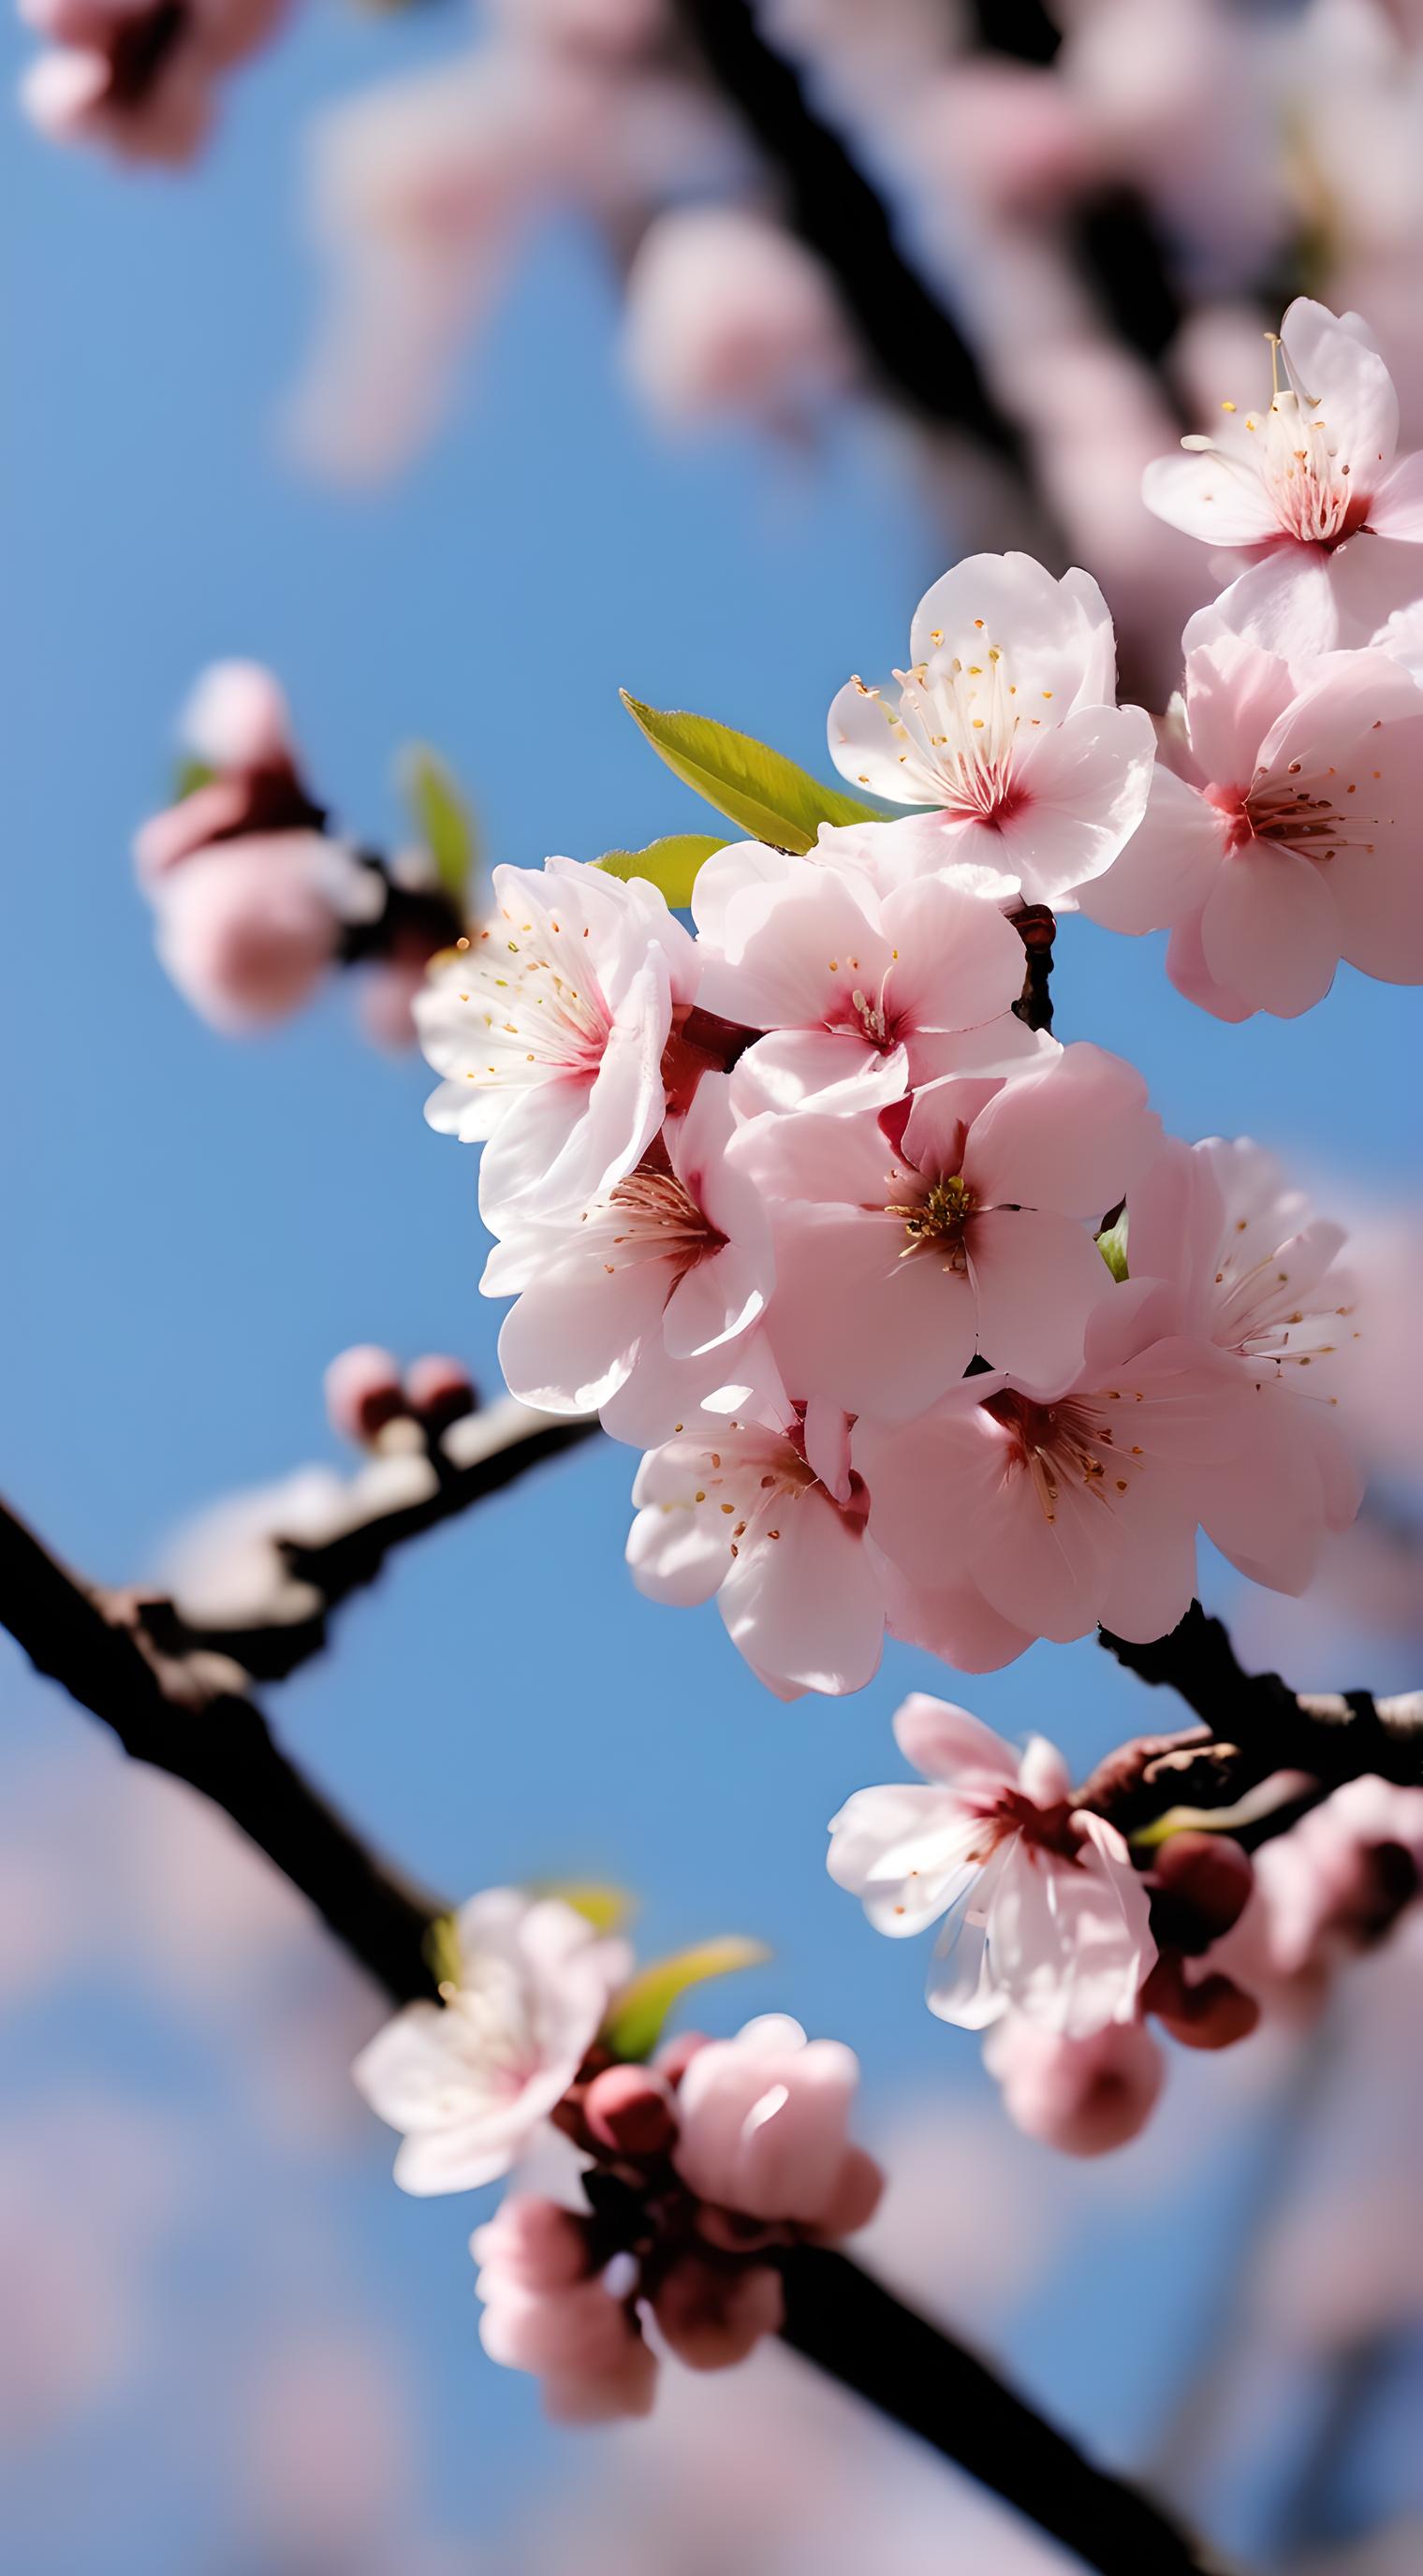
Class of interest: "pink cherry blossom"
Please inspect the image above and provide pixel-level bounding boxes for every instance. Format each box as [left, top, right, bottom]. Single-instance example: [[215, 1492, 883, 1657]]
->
[[352, 1888, 631, 2195], [735, 1042, 1162, 1416], [626, 1406, 884, 1700], [484, 1073, 777, 1448], [982, 2012, 1165, 2156], [416, 857, 698, 1229], [474, 2231, 658, 2422], [134, 657, 323, 886], [622, 206, 851, 433], [854, 1296, 1276, 1665], [1079, 629, 1423, 1013], [826, 552, 1156, 909], [1124, 1135, 1363, 1591], [693, 853, 1036, 1117], [147, 833, 357, 1034], [1143, 299, 1423, 654], [650, 2249, 785, 2371], [672, 2014, 883, 2231], [828, 1695, 1155, 2036], [1243, 1774, 1423, 1985], [20, 0, 286, 166]]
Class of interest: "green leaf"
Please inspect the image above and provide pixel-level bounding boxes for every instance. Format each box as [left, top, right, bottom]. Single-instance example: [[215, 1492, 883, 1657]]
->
[[533, 1881, 637, 1935], [601, 1935, 770, 2063], [1096, 1216, 1130, 1283], [1129, 1777, 1304, 1852], [173, 757, 217, 800], [620, 692, 887, 855], [423, 1910, 464, 1991], [595, 832, 727, 908], [400, 743, 477, 905]]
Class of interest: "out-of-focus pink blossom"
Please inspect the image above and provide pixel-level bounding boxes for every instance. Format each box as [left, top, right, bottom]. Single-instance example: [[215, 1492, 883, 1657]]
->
[[1080, 628, 1423, 1013], [417, 856, 697, 1230], [983, 2012, 1166, 2156], [622, 206, 851, 432], [911, 60, 1100, 219], [485, 1073, 777, 1449], [1245, 1773, 1423, 1984], [149, 832, 353, 1034], [735, 1041, 1161, 1415], [627, 1405, 884, 1701], [672, 2013, 883, 2232], [323, 1345, 406, 1446], [353, 1889, 631, 2195], [827, 552, 1157, 909], [19, 0, 286, 166], [829, 1695, 1155, 2036], [474, 2218, 658, 2422], [650, 2249, 785, 2370]]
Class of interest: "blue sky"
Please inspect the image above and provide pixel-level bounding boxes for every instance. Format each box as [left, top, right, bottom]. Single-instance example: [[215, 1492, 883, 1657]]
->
[[2, 7, 1419, 2570]]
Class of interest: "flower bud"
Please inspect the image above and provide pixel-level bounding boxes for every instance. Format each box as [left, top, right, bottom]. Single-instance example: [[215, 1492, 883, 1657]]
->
[[323, 1346, 407, 1445], [985, 2014, 1166, 2157], [583, 2063, 678, 2159], [403, 1353, 477, 1436], [652, 2251, 784, 2371]]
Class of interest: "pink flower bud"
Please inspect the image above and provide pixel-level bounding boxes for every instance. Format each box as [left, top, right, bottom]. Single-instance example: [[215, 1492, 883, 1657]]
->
[[622, 207, 851, 432], [672, 2015, 875, 2232], [182, 659, 294, 776], [403, 1354, 477, 1436], [583, 2063, 678, 2159], [653, 2029, 710, 2087], [1150, 1832, 1254, 1952], [984, 2015, 1166, 2158], [469, 2195, 591, 2294], [543, 2332, 658, 2422], [323, 1347, 406, 1445], [149, 834, 341, 1032], [1143, 1958, 1261, 2052], [651, 2251, 784, 2370]]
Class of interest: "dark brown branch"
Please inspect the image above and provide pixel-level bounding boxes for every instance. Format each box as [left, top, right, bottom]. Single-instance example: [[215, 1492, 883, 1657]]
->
[[672, 0, 1026, 461], [4, 1485, 1238, 2570], [1089, 1603, 1423, 1837], [1010, 901, 1056, 1033], [779, 2247, 1236, 2576], [0, 1495, 441, 2002], [140, 1400, 600, 1685]]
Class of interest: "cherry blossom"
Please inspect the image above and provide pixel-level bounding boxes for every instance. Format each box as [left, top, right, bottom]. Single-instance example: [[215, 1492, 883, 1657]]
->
[[672, 2014, 884, 2232], [854, 1295, 1283, 1666], [146, 833, 370, 1034], [1079, 630, 1423, 1015], [473, 2203, 659, 2422], [417, 857, 698, 1229], [622, 206, 851, 434], [734, 1042, 1162, 1415], [484, 1074, 778, 1448], [828, 1696, 1155, 2036], [1143, 299, 1423, 655], [626, 1405, 884, 1700], [352, 1889, 630, 2195], [693, 851, 1038, 1117], [826, 552, 1156, 908]]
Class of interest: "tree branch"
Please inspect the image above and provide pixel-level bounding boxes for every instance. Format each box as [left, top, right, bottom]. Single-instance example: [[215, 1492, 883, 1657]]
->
[[3, 1483, 1235, 2571], [671, 0, 1026, 460], [1089, 1603, 1423, 1837], [139, 1398, 600, 1684]]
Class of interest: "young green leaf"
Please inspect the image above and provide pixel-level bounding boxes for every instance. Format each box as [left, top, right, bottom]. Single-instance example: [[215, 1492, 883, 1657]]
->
[[1096, 1215, 1130, 1282], [595, 832, 727, 908], [173, 757, 217, 800], [601, 1935, 770, 2063], [620, 691, 887, 855], [399, 743, 477, 905], [532, 1881, 637, 1935], [422, 1910, 464, 1991]]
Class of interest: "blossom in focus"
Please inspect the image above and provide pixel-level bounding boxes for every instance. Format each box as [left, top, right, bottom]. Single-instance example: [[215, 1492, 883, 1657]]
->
[[1143, 299, 1423, 654], [1079, 630, 1423, 1015], [829, 1695, 1155, 2036], [416, 856, 698, 1229], [735, 1042, 1162, 1414], [982, 2012, 1165, 2157], [19, 0, 286, 165], [352, 1889, 630, 2195], [626, 1404, 883, 1700], [486, 1073, 778, 1449], [826, 553, 1157, 909], [672, 2014, 884, 2232], [622, 206, 851, 433], [692, 847, 1036, 1116], [855, 1297, 1286, 1666]]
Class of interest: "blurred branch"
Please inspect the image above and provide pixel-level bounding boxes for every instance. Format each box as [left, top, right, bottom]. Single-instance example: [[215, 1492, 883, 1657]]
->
[[139, 1398, 600, 1684], [672, 0, 1027, 461], [1010, 900, 1056, 1032], [0, 1476, 1234, 2574], [1089, 1603, 1423, 1837], [0, 1493, 441, 2001]]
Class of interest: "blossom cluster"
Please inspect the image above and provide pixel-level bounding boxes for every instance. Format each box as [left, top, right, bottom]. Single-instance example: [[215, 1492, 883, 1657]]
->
[[354, 1888, 882, 2419], [417, 535, 1368, 1702], [828, 1690, 1423, 2156]]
